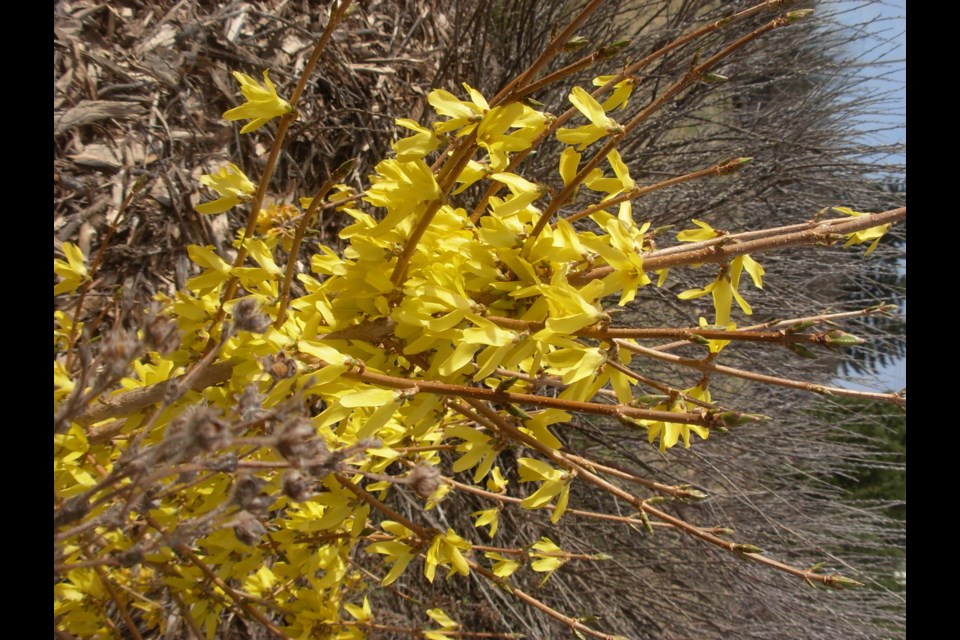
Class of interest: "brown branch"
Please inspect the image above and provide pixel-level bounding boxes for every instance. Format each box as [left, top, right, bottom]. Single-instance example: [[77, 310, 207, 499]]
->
[[71, 359, 234, 427], [470, 0, 789, 221], [442, 470, 673, 529], [342, 364, 710, 426], [651, 305, 897, 353], [571, 207, 906, 285], [617, 339, 905, 407], [485, 314, 861, 346], [562, 157, 752, 225], [489, 0, 607, 106], [563, 453, 703, 500], [88, 550, 144, 640]]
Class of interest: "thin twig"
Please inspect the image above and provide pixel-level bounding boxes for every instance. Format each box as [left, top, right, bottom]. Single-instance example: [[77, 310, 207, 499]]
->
[[616, 339, 905, 406]]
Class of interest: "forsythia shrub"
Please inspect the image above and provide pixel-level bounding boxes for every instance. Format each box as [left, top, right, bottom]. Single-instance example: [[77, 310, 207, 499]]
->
[[54, 2, 905, 638]]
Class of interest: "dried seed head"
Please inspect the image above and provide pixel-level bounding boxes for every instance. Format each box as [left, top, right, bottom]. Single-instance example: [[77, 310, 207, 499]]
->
[[55, 496, 90, 528], [205, 452, 238, 473], [116, 444, 148, 474], [232, 298, 271, 334], [101, 329, 141, 379], [237, 384, 267, 422], [265, 351, 298, 381], [407, 463, 441, 499], [186, 406, 231, 451], [143, 309, 180, 354], [277, 417, 326, 465], [233, 511, 266, 546], [118, 546, 145, 567], [233, 474, 270, 513], [140, 487, 162, 512], [282, 470, 312, 502]]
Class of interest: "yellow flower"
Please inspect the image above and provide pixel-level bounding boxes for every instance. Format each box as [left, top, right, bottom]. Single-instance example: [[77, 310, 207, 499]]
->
[[195, 163, 256, 214], [530, 536, 568, 585], [472, 508, 500, 538], [592, 75, 636, 111], [392, 118, 442, 161], [678, 254, 764, 325], [583, 149, 636, 220], [54, 243, 89, 295], [833, 206, 891, 255], [677, 219, 723, 243], [424, 529, 472, 582], [642, 385, 712, 452], [556, 86, 623, 150], [425, 608, 460, 640], [223, 70, 293, 134], [428, 83, 488, 135], [484, 551, 521, 578], [517, 458, 573, 522]]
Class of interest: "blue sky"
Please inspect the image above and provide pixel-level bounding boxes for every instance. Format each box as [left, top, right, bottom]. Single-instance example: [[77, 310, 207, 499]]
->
[[830, 0, 905, 392]]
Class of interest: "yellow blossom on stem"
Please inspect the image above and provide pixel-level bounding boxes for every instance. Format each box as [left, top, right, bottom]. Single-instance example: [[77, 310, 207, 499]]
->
[[428, 83, 488, 135], [425, 608, 461, 640], [195, 163, 257, 214], [484, 551, 521, 578], [677, 219, 723, 243], [424, 529, 472, 582], [699, 316, 736, 354], [641, 385, 713, 452], [393, 118, 442, 161], [223, 70, 293, 134], [833, 206, 891, 254], [343, 596, 373, 624], [592, 74, 636, 111], [678, 254, 764, 325], [54, 243, 89, 295], [472, 508, 500, 538], [530, 536, 568, 585], [583, 149, 636, 220], [517, 458, 573, 522], [557, 86, 623, 150]]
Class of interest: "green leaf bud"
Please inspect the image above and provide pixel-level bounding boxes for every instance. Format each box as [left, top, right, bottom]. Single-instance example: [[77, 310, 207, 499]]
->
[[505, 403, 532, 420], [734, 544, 764, 554], [563, 35, 589, 51], [785, 320, 817, 333], [828, 575, 865, 590], [688, 334, 712, 346], [702, 72, 729, 83], [600, 40, 631, 56], [785, 9, 814, 23], [822, 329, 866, 346], [788, 343, 817, 359], [713, 411, 769, 428]]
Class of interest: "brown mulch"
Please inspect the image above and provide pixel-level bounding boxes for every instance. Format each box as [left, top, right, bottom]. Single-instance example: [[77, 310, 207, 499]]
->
[[54, 0, 456, 322]]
